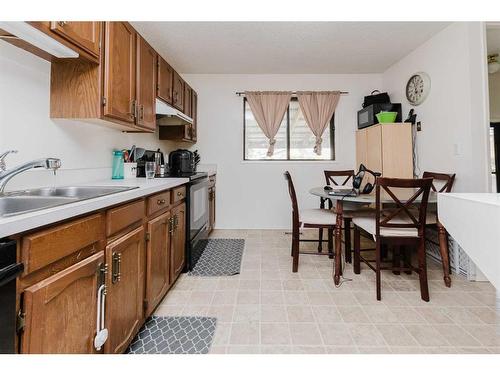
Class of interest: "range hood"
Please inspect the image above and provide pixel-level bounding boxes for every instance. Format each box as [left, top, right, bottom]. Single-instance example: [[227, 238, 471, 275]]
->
[[156, 99, 193, 126], [0, 22, 79, 58]]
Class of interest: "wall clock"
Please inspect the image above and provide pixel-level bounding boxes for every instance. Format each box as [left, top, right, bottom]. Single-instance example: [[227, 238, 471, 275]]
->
[[405, 72, 431, 106]]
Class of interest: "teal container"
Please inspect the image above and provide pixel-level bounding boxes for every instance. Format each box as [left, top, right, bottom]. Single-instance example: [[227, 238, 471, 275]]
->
[[112, 150, 124, 180]]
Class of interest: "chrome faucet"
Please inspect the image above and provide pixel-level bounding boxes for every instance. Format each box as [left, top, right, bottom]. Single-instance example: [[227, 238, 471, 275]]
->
[[0, 150, 17, 172], [0, 152, 62, 193]]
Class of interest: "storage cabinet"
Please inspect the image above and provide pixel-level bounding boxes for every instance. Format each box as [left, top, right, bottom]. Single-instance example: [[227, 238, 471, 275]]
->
[[170, 203, 186, 281], [355, 123, 413, 182], [136, 35, 157, 131], [172, 70, 184, 111], [157, 56, 173, 104], [20, 252, 105, 354], [145, 212, 171, 316], [192, 90, 198, 141], [50, 21, 101, 60], [103, 22, 136, 124], [105, 226, 145, 354], [15, 184, 187, 354]]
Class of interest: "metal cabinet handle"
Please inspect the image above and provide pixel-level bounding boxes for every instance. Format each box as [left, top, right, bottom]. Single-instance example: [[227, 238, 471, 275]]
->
[[130, 101, 136, 119], [140, 105, 144, 120], [168, 217, 174, 234], [157, 199, 166, 205], [177, 191, 183, 197], [112, 253, 121, 284], [58, 21, 68, 27]]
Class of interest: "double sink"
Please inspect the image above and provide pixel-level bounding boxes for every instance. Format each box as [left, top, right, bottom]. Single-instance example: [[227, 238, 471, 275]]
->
[[0, 186, 138, 217]]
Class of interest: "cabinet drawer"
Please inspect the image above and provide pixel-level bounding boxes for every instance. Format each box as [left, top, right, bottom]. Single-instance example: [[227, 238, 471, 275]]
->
[[21, 213, 105, 275], [147, 190, 171, 217], [172, 186, 186, 204], [106, 199, 145, 238]]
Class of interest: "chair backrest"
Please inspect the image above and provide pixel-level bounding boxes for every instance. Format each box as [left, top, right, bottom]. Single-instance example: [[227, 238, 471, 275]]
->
[[284, 171, 299, 224], [324, 170, 355, 186], [375, 177, 433, 238], [422, 171, 456, 193]]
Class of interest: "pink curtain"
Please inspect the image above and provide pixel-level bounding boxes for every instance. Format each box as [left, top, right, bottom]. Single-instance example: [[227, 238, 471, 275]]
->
[[296, 91, 341, 155], [245, 91, 292, 156]]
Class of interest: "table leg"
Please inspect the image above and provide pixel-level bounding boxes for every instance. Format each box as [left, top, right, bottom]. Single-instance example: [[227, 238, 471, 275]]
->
[[437, 219, 452, 288], [333, 200, 343, 285]]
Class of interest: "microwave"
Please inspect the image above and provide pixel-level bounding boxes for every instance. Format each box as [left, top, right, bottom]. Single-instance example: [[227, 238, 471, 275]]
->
[[357, 103, 402, 129]]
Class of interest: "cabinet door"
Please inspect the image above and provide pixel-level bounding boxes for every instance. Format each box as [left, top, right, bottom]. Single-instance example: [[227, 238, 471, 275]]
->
[[170, 203, 186, 281], [105, 226, 145, 354], [381, 124, 414, 178], [136, 36, 157, 131], [191, 90, 198, 142], [172, 70, 184, 111], [145, 212, 171, 316], [355, 130, 367, 168], [21, 252, 105, 354], [103, 22, 136, 124], [184, 84, 192, 118], [157, 56, 173, 104], [365, 126, 383, 184], [50, 21, 101, 59]]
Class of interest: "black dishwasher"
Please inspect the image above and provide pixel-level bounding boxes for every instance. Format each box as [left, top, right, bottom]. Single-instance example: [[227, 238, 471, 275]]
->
[[0, 239, 24, 354]]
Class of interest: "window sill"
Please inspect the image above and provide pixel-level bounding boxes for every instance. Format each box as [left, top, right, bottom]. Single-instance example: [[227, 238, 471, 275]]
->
[[241, 160, 338, 164]]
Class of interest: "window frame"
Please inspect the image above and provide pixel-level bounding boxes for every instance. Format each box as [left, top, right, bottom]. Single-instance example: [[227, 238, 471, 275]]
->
[[243, 97, 335, 161]]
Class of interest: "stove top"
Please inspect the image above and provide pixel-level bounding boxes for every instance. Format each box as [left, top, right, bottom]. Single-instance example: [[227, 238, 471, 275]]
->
[[160, 171, 208, 181]]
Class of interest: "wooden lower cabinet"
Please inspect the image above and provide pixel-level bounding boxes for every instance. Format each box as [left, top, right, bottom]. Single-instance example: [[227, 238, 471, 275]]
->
[[145, 212, 171, 316], [170, 203, 186, 281], [20, 252, 105, 354], [104, 226, 145, 354]]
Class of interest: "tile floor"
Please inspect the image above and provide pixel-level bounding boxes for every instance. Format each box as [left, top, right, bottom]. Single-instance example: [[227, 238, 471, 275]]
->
[[154, 229, 500, 354]]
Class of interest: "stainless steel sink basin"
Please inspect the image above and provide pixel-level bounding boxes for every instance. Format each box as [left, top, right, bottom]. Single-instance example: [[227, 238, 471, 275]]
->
[[0, 196, 78, 217], [0, 186, 138, 217], [21, 186, 136, 199]]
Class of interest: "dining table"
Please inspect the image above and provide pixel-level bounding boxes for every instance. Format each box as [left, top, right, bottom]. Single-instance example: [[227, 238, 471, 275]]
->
[[309, 187, 451, 287]]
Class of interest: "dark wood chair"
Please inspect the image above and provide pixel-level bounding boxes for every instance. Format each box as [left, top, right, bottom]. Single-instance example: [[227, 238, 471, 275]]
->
[[284, 171, 337, 272], [319, 170, 355, 261], [422, 171, 456, 287], [352, 177, 433, 301]]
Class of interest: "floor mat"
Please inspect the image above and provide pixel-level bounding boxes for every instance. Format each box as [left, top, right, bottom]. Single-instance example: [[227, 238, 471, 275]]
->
[[189, 238, 244, 276], [127, 316, 217, 354]]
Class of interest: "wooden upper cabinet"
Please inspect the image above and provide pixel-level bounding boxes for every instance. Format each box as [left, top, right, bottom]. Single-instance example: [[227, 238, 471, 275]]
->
[[103, 22, 136, 124], [172, 70, 184, 111], [50, 22, 100, 60], [136, 36, 157, 131], [170, 203, 186, 281], [105, 226, 145, 354], [21, 252, 105, 354], [184, 84, 192, 118], [157, 56, 173, 104], [145, 212, 171, 316], [191, 90, 198, 142]]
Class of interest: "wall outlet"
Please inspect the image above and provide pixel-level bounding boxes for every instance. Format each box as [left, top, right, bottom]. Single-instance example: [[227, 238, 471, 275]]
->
[[416, 121, 422, 131]]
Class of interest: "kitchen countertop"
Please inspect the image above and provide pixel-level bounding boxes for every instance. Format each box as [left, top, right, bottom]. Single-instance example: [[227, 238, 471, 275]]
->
[[0, 177, 189, 238]]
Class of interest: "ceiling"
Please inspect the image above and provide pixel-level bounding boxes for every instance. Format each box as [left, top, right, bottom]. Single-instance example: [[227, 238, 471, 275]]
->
[[132, 22, 449, 74]]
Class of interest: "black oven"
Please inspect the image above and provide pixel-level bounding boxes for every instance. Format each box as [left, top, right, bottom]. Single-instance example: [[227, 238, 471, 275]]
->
[[185, 173, 209, 271]]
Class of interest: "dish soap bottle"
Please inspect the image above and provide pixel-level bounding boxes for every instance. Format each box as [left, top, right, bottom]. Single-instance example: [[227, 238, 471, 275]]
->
[[112, 150, 124, 180]]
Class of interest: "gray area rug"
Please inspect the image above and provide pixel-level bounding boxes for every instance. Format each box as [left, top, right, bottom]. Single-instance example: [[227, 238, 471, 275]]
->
[[127, 316, 217, 354], [189, 238, 244, 276]]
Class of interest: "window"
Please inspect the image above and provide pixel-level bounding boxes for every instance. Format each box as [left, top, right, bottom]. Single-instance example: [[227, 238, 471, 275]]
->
[[244, 98, 335, 160]]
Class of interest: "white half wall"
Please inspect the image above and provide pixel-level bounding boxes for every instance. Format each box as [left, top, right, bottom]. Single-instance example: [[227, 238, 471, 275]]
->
[[182, 74, 382, 229], [0, 40, 182, 190], [382, 22, 491, 193]]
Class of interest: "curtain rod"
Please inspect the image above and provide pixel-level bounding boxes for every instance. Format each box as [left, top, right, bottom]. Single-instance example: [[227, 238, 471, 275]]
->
[[235, 91, 349, 96]]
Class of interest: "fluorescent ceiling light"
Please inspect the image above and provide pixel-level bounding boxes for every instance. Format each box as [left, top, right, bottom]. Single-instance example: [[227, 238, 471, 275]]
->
[[0, 21, 79, 58]]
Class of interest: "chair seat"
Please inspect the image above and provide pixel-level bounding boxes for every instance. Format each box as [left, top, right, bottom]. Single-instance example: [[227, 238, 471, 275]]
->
[[352, 215, 419, 238], [299, 208, 336, 226], [409, 208, 438, 224]]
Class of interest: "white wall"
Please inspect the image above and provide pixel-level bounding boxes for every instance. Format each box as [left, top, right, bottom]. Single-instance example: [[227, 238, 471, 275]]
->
[[382, 22, 491, 193], [183, 74, 382, 229], [0, 40, 183, 190]]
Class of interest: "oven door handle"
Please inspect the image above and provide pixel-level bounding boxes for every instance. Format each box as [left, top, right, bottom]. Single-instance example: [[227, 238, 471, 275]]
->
[[0, 263, 24, 287]]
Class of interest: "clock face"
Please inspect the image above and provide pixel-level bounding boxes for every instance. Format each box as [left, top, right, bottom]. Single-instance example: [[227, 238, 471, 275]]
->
[[406, 72, 430, 105]]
